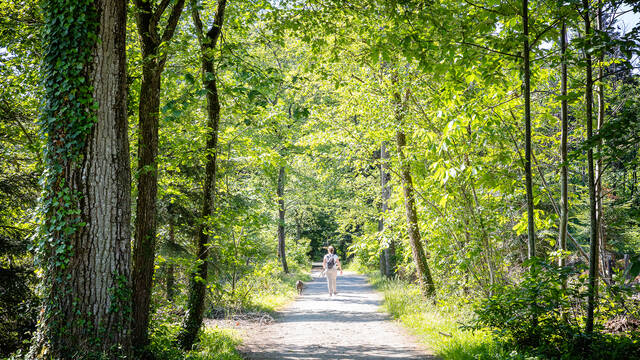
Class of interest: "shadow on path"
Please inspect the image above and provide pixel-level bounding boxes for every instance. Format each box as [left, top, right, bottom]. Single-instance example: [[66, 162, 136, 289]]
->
[[239, 266, 436, 360]]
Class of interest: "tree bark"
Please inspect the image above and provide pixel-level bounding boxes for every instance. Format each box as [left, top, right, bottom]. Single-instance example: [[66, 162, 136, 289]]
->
[[387, 235, 397, 278], [131, 0, 185, 351], [596, 0, 608, 281], [558, 21, 569, 269], [295, 210, 301, 244], [379, 141, 394, 277], [31, 0, 131, 357], [583, 0, 600, 334], [395, 129, 435, 297], [178, 0, 227, 350], [166, 263, 175, 302], [378, 216, 387, 276], [523, 0, 536, 259], [277, 165, 289, 273], [166, 223, 176, 301]]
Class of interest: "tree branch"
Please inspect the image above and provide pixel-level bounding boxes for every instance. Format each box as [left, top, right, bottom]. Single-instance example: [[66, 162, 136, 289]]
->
[[161, 0, 186, 45], [457, 41, 521, 59], [206, 0, 227, 47], [153, 0, 173, 24]]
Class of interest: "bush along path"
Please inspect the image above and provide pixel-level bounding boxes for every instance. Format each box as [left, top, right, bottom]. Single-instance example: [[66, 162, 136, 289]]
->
[[238, 265, 436, 360]]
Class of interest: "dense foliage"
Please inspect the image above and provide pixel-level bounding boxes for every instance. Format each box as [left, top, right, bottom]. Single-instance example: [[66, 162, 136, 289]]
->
[[1, 0, 639, 358]]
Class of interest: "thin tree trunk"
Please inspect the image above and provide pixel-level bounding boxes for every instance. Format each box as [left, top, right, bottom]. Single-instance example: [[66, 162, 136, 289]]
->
[[30, 0, 131, 357], [131, 0, 185, 351], [387, 235, 397, 277], [179, 0, 227, 350], [277, 165, 289, 273], [396, 128, 435, 297], [295, 210, 301, 243], [381, 142, 395, 275], [462, 125, 496, 285], [379, 217, 387, 276], [523, 0, 536, 259], [379, 142, 391, 276], [583, 0, 600, 334], [596, 0, 608, 281], [632, 168, 637, 198], [166, 223, 176, 301], [558, 21, 569, 270], [166, 263, 175, 302]]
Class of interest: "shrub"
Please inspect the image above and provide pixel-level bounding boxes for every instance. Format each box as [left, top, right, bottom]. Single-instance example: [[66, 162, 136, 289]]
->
[[470, 258, 640, 359]]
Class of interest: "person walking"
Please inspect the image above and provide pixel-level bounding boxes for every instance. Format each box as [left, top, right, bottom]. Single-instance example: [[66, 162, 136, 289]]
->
[[323, 245, 342, 296]]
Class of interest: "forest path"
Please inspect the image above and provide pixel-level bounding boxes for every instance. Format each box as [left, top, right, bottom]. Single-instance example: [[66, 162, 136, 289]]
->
[[238, 265, 436, 360]]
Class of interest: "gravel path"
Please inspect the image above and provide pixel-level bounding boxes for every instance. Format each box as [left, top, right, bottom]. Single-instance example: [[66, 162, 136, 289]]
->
[[239, 267, 436, 360]]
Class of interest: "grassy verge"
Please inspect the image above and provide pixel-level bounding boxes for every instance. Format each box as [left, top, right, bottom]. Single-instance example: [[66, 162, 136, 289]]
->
[[249, 264, 312, 313], [149, 321, 243, 360], [348, 263, 521, 360], [149, 262, 312, 359]]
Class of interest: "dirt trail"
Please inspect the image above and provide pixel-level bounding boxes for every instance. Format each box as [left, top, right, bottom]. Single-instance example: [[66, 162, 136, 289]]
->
[[239, 266, 436, 360]]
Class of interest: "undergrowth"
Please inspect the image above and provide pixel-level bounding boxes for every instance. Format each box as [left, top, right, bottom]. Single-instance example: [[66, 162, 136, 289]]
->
[[248, 262, 312, 313], [148, 260, 311, 359], [360, 270, 512, 360], [149, 322, 243, 360], [351, 259, 640, 360]]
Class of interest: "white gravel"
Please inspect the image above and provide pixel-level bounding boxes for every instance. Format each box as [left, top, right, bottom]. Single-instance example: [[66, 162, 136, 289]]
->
[[238, 269, 437, 360]]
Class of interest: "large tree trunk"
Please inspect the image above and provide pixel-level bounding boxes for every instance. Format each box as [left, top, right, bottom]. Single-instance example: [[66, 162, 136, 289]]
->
[[277, 165, 289, 273], [583, 0, 600, 334], [179, 0, 227, 350], [30, 0, 131, 357], [395, 129, 435, 297], [131, 0, 185, 351], [523, 0, 535, 259], [558, 21, 569, 270]]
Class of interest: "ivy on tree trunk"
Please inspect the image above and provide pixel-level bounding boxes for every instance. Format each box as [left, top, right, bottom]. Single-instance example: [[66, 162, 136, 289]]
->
[[31, 0, 131, 357]]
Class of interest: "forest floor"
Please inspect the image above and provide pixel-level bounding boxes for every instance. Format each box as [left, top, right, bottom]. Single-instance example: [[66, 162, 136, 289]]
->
[[234, 265, 437, 360]]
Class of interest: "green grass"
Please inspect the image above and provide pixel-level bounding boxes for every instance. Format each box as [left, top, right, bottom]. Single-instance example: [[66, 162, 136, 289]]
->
[[249, 264, 312, 313], [149, 263, 312, 359], [148, 322, 243, 360], [357, 267, 527, 360], [186, 327, 243, 360]]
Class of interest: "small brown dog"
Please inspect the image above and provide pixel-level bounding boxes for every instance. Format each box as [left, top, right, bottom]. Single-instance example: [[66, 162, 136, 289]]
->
[[296, 280, 304, 295]]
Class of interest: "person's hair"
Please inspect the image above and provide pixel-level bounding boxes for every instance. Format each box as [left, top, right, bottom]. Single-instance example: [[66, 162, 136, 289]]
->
[[327, 245, 334, 254]]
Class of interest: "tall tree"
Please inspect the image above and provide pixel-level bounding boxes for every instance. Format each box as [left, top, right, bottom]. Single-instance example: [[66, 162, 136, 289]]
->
[[394, 87, 435, 296], [396, 128, 435, 296], [131, 0, 186, 351], [277, 165, 289, 273], [558, 20, 569, 270], [30, 0, 131, 357], [596, 0, 607, 280], [178, 0, 227, 350], [583, 0, 599, 334], [523, 0, 535, 259]]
